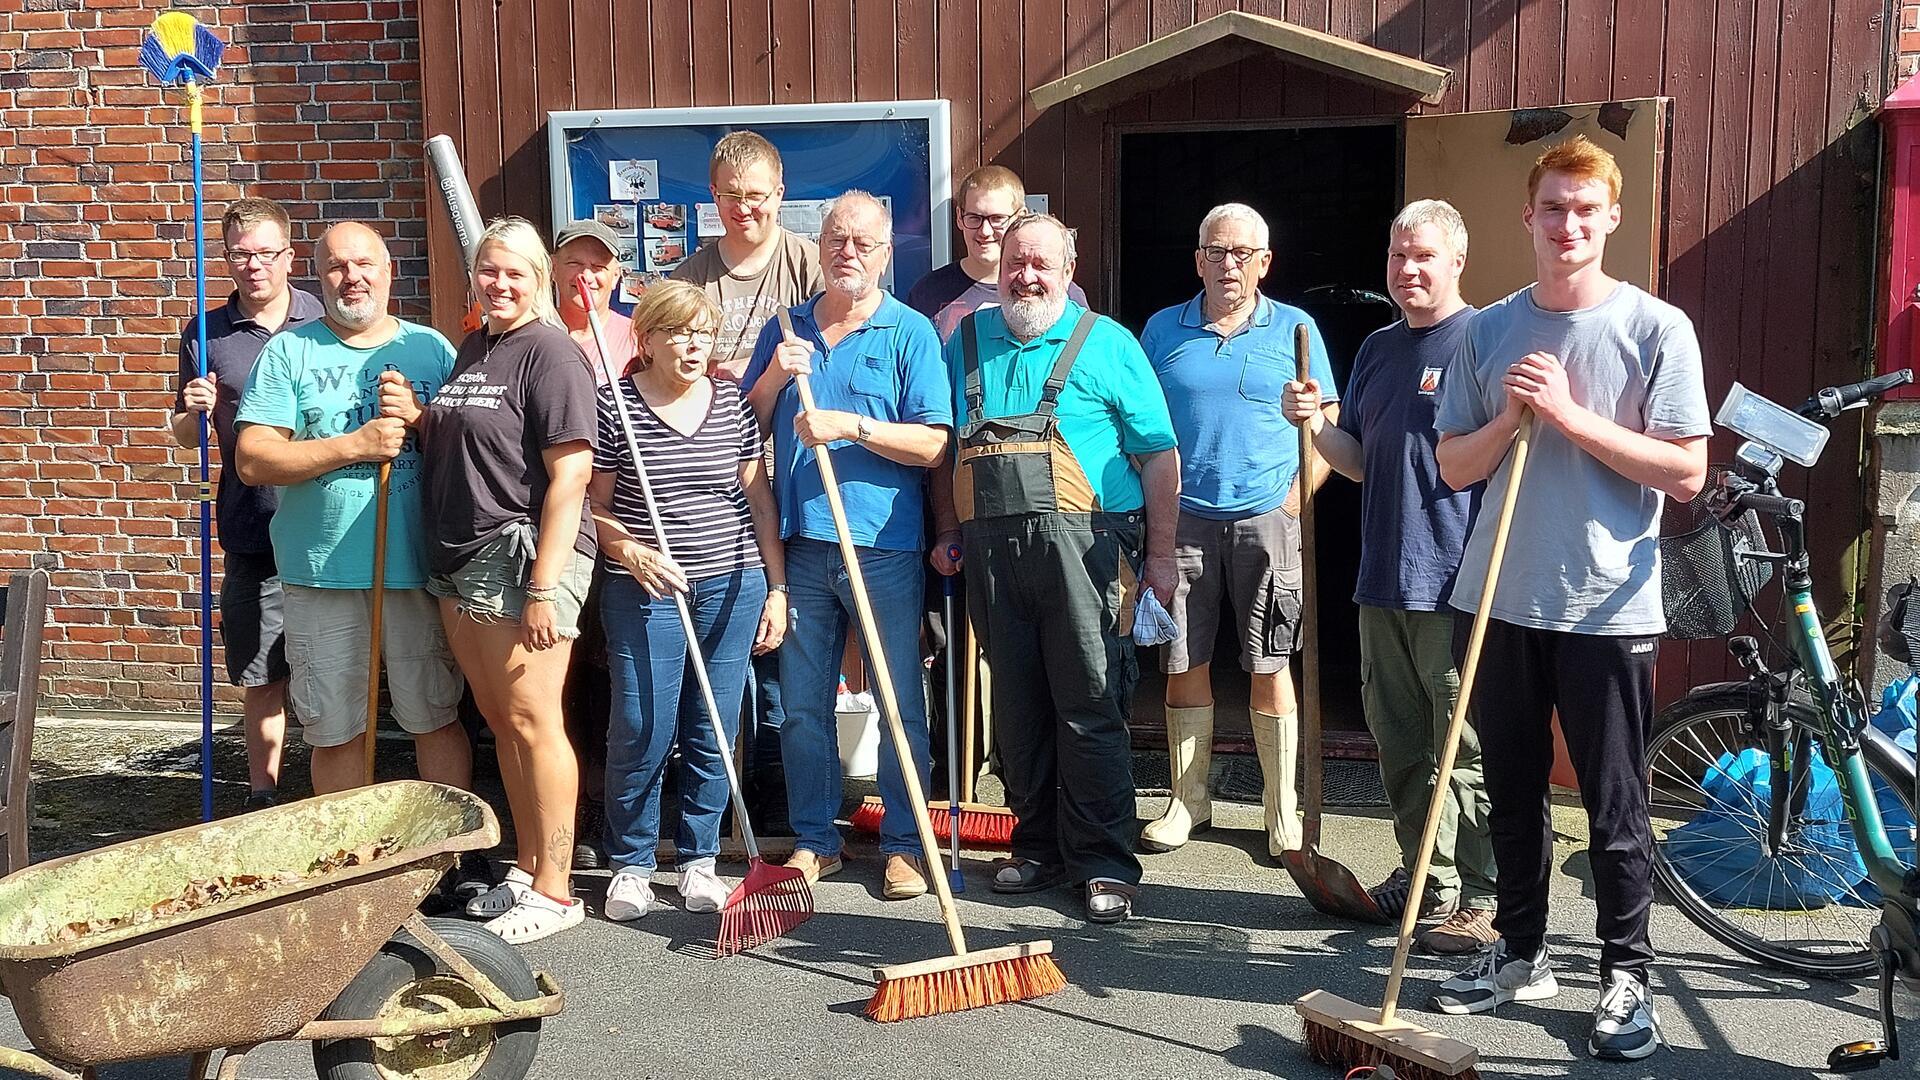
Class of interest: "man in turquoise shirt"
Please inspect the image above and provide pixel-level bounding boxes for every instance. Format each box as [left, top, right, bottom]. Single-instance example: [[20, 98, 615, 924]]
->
[[234, 222, 470, 797], [930, 213, 1179, 923], [1137, 203, 1340, 862], [742, 191, 952, 898]]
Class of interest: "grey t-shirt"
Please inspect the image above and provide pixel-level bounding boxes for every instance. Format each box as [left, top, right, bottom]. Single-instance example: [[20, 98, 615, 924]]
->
[[670, 229, 822, 382], [1435, 283, 1711, 635]]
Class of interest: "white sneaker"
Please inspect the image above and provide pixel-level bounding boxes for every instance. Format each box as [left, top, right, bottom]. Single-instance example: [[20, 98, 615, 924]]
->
[[484, 889, 584, 944], [465, 866, 533, 918], [1589, 969, 1661, 1060], [678, 860, 730, 914], [603, 870, 656, 921], [1430, 939, 1559, 1015]]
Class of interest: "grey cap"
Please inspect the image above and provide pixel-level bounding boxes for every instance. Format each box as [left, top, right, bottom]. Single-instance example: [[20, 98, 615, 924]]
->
[[554, 218, 624, 259]]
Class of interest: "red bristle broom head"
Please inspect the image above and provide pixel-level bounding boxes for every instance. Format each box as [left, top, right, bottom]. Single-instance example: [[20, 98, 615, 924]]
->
[[716, 857, 813, 958], [1302, 1015, 1479, 1080], [866, 943, 1066, 1022]]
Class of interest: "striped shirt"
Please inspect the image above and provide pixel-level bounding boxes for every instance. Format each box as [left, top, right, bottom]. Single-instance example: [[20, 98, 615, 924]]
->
[[594, 376, 763, 583]]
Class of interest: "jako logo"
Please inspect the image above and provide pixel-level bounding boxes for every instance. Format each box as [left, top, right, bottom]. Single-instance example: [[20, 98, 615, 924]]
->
[[1630, 642, 1655, 654]]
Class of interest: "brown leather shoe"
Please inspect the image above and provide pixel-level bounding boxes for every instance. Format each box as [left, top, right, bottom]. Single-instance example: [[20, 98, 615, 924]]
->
[[1418, 907, 1498, 955], [883, 854, 928, 900], [784, 849, 843, 885]]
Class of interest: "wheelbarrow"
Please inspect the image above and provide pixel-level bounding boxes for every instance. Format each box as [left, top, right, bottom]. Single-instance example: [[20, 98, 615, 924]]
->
[[0, 780, 563, 1079]]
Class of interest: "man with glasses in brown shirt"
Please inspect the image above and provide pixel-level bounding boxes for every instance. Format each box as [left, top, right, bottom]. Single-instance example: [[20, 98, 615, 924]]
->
[[672, 130, 824, 382]]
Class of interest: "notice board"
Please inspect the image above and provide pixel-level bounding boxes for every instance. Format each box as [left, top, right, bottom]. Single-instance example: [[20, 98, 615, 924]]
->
[[547, 101, 952, 313]]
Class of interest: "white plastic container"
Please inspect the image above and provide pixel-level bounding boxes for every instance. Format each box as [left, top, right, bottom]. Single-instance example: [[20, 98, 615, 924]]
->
[[835, 678, 880, 779]]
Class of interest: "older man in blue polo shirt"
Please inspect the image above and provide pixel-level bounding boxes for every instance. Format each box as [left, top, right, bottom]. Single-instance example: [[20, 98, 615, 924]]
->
[[1139, 202, 1339, 861], [743, 190, 953, 901]]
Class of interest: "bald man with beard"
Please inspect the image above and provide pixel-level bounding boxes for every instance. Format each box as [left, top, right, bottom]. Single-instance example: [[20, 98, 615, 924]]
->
[[235, 222, 473, 796]]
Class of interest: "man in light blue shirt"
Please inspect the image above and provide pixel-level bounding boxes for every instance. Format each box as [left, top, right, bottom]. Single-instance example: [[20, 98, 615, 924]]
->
[[235, 222, 470, 797], [742, 191, 952, 897], [1138, 203, 1339, 861]]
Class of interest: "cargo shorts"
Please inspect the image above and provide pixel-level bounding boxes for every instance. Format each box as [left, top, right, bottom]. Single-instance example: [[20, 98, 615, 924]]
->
[[1162, 503, 1302, 675]]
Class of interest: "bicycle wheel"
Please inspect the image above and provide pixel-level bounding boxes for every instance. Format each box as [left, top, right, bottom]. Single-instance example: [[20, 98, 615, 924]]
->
[[1647, 687, 1917, 979]]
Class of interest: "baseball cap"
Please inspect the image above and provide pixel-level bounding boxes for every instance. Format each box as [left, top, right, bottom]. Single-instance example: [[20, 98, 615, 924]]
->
[[554, 219, 624, 259]]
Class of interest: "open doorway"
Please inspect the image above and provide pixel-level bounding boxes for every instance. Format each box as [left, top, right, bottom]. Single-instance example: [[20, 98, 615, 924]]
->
[[1115, 122, 1400, 748]]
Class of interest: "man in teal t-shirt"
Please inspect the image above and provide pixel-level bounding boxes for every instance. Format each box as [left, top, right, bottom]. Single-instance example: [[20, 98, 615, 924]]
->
[[234, 222, 471, 797], [930, 213, 1179, 924]]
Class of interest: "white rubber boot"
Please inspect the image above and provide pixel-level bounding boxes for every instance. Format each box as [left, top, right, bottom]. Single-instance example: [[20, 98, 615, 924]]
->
[[1252, 708, 1303, 857], [1140, 705, 1214, 853]]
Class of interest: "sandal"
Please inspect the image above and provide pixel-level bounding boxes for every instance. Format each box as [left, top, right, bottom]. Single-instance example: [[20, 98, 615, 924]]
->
[[465, 867, 533, 918], [1086, 879, 1136, 924], [990, 858, 1066, 894]]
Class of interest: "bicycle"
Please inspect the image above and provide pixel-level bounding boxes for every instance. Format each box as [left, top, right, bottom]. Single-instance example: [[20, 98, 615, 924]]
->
[[1645, 369, 1920, 1070]]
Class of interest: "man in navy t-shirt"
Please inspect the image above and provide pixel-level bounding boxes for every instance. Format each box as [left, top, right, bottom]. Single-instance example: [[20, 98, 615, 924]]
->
[[1282, 199, 1497, 956]]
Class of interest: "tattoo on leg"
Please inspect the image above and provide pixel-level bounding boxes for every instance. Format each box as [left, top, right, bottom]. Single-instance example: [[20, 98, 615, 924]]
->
[[547, 825, 575, 866]]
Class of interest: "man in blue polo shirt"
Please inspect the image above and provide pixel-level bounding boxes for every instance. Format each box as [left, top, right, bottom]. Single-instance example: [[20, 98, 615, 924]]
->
[[929, 213, 1179, 924], [171, 197, 322, 812], [743, 190, 953, 900], [1138, 203, 1339, 862]]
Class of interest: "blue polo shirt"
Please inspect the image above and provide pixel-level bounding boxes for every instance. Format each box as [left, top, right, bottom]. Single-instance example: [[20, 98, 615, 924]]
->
[[943, 301, 1176, 514], [742, 291, 952, 552], [1142, 293, 1338, 519]]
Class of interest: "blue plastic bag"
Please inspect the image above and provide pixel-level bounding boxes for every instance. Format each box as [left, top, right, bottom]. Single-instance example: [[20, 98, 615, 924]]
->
[[1665, 676, 1917, 909]]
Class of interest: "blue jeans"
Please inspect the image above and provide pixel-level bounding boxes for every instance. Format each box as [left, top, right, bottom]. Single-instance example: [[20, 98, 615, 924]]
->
[[779, 538, 930, 858], [602, 568, 766, 873]]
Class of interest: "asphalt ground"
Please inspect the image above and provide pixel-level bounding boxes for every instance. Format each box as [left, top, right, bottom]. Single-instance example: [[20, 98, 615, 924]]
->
[[3, 719, 1909, 1079]]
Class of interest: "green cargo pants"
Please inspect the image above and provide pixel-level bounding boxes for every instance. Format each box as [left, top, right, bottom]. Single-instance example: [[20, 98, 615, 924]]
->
[[1358, 604, 1496, 910]]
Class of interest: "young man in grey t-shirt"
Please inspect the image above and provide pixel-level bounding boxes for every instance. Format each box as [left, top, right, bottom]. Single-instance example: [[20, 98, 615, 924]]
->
[[1427, 136, 1711, 1062]]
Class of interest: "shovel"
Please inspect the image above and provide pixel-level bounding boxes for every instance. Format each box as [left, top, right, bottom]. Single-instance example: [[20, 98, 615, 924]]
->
[[1276, 321, 1390, 925]]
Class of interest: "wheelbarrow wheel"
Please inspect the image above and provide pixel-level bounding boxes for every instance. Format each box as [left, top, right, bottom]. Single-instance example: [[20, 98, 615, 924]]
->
[[312, 917, 541, 1080]]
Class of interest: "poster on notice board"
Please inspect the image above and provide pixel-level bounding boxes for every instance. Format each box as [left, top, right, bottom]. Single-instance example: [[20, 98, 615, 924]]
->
[[548, 102, 952, 314]]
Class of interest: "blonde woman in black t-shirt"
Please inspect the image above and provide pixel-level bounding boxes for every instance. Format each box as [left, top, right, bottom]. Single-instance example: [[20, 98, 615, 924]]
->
[[397, 217, 598, 943], [587, 280, 787, 920]]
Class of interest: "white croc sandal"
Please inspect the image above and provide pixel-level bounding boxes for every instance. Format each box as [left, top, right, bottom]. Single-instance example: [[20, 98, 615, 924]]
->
[[484, 890, 585, 944], [465, 867, 534, 918]]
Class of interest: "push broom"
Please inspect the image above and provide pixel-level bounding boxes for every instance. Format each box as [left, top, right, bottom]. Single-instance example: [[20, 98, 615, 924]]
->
[[1295, 414, 1535, 1080], [586, 278, 810, 955], [776, 310, 1063, 1020], [141, 11, 226, 822], [847, 546, 1017, 849]]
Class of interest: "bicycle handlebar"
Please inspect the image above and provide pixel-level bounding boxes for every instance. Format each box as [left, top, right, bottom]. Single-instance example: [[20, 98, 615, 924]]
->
[[1797, 369, 1914, 420], [1737, 490, 1804, 518]]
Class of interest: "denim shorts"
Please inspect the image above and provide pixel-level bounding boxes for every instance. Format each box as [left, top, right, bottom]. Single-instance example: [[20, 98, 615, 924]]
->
[[427, 528, 596, 639]]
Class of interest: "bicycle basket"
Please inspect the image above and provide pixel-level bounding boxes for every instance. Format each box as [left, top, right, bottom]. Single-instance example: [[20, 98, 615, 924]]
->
[[1659, 468, 1775, 640]]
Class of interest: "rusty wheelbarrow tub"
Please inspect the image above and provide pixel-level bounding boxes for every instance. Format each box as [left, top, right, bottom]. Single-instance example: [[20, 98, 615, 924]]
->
[[0, 780, 564, 1079]]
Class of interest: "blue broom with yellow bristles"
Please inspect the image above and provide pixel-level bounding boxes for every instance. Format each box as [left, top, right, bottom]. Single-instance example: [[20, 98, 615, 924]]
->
[[141, 11, 226, 822]]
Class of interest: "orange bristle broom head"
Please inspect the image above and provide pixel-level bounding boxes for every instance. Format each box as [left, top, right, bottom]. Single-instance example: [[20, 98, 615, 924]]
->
[[865, 941, 1066, 1023], [849, 797, 1017, 848], [716, 857, 813, 957], [1296, 991, 1479, 1080]]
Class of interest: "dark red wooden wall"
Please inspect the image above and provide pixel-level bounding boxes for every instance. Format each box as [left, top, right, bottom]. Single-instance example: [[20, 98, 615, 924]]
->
[[417, 0, 1893, 693]]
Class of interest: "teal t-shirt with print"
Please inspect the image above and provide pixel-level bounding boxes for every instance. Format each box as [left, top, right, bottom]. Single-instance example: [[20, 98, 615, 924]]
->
[[943, 301, 1177, 514], [235, 319, 457, 589]]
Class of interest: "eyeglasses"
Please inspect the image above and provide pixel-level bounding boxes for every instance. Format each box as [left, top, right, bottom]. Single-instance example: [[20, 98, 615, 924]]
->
[[1198, 244, 1259, 265], [823, 233, 888, 257], [714, 190, 775, 210], [227, 247, 289, 267], [960, 212, 1015, 232], [1200, 245, 1265, 265], [661, 328, 716, 346]]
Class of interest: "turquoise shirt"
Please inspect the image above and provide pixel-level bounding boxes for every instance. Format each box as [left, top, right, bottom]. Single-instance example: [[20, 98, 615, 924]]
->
[[742, 292, 953, 552], [235, 319, 457, 589], [944, 301, 1176, 514], [1142, 293, 1337, 519]]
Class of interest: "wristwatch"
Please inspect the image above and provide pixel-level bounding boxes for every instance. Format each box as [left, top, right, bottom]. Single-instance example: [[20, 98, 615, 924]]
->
[[769, 583, 790, 593], [855, 415, 873, 443]]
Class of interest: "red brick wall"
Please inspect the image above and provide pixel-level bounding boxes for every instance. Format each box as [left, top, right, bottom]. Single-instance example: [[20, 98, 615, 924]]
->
[[1904, 3, 1920, 80], [1, 0, 428, 712]]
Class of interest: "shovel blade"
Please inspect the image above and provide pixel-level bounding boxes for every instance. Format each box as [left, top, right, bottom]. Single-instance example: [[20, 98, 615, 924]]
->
[[1280, 845, 1392, 924]]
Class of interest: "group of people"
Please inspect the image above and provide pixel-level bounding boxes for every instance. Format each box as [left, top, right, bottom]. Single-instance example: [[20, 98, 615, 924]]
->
[[174, 129, 1704, 1062]]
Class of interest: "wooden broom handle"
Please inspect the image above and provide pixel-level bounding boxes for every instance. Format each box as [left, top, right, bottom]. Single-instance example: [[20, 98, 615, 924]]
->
[[364, 459, 392, 787], [1294, 322, 1323, 847], [1379, 412, 1534, 1024], [781, 309, 969, 955]]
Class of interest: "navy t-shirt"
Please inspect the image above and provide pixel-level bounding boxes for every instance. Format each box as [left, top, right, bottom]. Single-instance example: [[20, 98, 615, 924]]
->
[[1336, 307, 1479, 611]]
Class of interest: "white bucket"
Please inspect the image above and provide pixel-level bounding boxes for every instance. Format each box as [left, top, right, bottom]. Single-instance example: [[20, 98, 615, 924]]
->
[[836, 691, 881, 779]]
